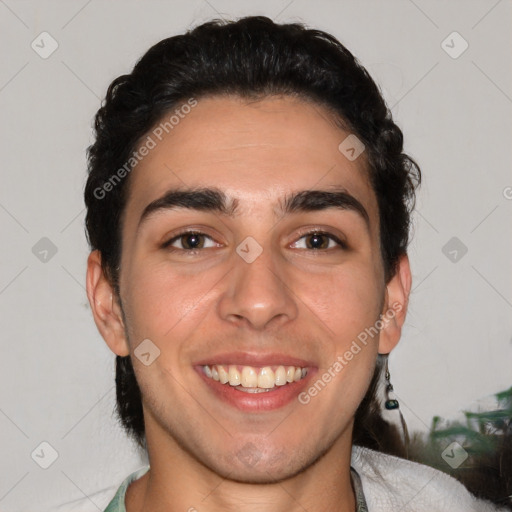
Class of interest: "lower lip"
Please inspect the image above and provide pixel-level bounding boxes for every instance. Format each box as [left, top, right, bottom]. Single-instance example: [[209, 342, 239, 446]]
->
[[195, 367, 316, 412]]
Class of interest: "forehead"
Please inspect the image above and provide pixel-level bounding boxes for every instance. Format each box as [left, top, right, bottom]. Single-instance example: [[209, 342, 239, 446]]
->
[[123, 95, 378, 230]]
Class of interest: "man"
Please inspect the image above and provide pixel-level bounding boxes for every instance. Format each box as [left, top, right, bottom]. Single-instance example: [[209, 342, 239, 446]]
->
[[78, 16, 505, 512]]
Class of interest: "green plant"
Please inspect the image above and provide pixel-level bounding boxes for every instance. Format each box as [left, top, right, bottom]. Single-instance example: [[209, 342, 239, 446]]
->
[[407, 386, 512, 509]]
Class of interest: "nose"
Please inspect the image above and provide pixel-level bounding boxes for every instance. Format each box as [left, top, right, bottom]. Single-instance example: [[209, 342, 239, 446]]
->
[[217, 244, 298, 331]]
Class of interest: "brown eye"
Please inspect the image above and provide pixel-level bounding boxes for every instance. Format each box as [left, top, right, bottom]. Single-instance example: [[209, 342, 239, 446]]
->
[[291, 231, 345, 251], [305, 233, 330, 249], [179, 232, 205, 250], [163, 231, 217, 251]]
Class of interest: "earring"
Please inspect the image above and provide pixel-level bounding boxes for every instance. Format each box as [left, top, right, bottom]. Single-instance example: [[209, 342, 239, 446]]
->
[[384, 360, 400, 410], [380, 355, 410, 449]]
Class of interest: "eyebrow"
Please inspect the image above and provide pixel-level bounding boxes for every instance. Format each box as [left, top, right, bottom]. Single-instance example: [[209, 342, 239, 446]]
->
[[137, 186, 370, 232]]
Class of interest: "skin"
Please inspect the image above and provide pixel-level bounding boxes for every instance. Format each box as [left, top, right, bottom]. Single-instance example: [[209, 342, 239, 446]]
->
[[87, 95, 411, 512]]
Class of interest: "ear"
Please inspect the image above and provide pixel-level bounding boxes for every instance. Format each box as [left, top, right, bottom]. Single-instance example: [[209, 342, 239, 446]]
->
[[86, 250, 130, 356], [378, 254, 412, 355]]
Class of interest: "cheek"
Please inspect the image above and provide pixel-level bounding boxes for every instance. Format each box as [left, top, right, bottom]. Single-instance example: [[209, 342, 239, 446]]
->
[[294, 264, 384, 345], [121, 260, 222, 342]]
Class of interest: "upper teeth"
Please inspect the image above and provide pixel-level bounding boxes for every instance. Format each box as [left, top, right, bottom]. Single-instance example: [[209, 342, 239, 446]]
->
[[203, 364, 307, 389]]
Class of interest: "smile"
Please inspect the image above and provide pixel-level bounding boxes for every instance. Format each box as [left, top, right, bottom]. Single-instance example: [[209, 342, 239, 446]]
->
[[202, 364, 308, 392], [195, 353, 316, 411]]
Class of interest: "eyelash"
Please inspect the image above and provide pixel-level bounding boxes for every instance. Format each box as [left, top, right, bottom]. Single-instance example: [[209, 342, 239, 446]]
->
[[161, 229, 347, 254]]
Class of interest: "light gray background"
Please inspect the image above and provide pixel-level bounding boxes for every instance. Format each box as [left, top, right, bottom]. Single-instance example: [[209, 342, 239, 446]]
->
[[0, 0, 511, 510]]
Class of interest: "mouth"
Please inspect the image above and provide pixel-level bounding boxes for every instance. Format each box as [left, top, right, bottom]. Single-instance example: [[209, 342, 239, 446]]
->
[[202, 364, 308, 392], [195, 355, 316, 412]]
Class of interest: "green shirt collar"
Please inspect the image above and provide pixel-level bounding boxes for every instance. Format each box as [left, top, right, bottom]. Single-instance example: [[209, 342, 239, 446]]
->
[[104, 465, 367, 511]]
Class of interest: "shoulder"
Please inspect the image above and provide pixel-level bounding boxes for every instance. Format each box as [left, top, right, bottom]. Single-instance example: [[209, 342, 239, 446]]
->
[[351, 445, 507, 512], [46, 467, 149, 512], [46, 487, 117, 512]]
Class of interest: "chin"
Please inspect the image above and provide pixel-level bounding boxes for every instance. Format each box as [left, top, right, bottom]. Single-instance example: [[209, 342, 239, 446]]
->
[[225, 470, 293, 485], [208, 444, 324, 484], [215, 460, 302, 485]]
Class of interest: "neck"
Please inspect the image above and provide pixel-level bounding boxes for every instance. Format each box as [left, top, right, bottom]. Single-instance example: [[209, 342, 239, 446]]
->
[[126, 422, 356, 512]]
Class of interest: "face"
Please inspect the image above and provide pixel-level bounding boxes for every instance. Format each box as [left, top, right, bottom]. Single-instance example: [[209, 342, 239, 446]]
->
[[89, 95, 408, 483]]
